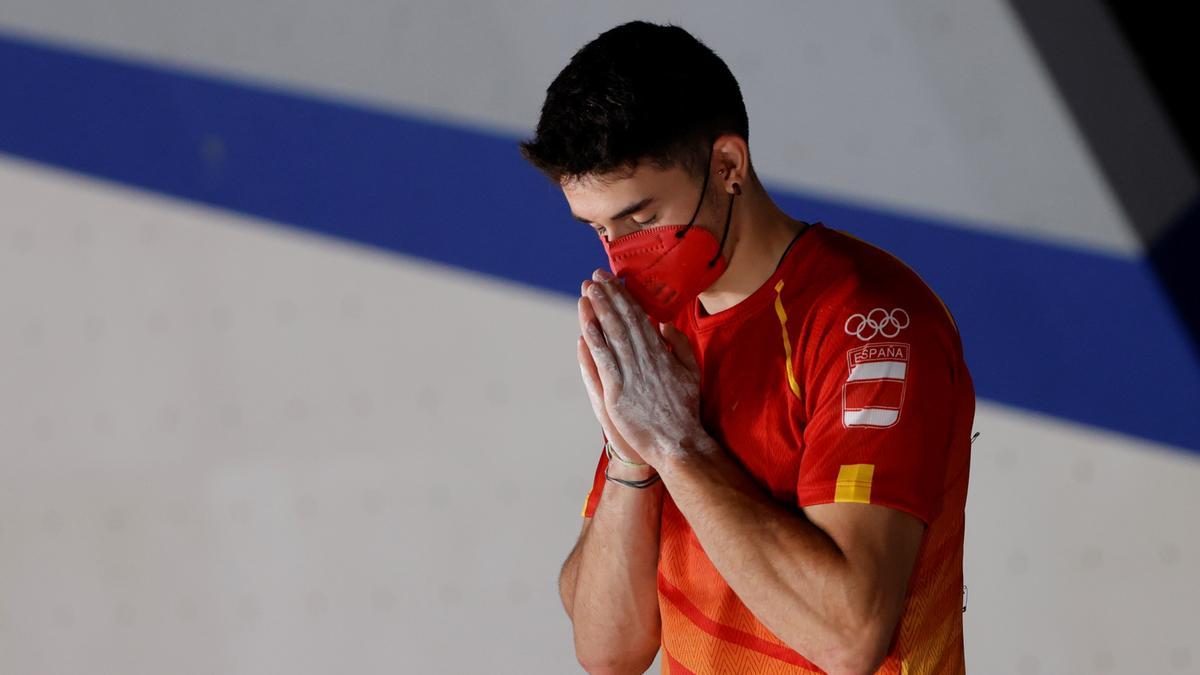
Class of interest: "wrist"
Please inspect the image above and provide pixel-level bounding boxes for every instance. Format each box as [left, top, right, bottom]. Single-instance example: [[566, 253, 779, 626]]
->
[[605, 460, 659, 480], [605, 439, 649, 467], [604, 458, 662, 490], [656, 429, 719, 473]]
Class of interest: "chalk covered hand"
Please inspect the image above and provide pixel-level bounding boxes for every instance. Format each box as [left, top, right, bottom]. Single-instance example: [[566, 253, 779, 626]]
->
[[577, 268, 704, 469], [577, 279, 646, 464]]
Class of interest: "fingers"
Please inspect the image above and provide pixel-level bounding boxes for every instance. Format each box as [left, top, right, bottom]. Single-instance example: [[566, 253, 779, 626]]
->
[[660, 321, 700, 374], [587, 270, 659, 364], [580, 298, 624, 396], [578, 285, 599, 335], [578, 337, 623, 445], [600, 270, 661, 349], [584, 277, 641, 371]]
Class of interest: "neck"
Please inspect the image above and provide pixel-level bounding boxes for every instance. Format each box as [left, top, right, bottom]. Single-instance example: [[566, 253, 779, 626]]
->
[[697, 186, 806, 316]]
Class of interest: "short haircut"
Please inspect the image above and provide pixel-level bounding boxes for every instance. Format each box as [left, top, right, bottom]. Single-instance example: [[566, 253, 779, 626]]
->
[[519, 20, 750, 186]]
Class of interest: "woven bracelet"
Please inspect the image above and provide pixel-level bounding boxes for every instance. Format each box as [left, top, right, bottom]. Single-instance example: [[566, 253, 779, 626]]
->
[[604, 439, 650, 467], [604, 461, 662, 489]]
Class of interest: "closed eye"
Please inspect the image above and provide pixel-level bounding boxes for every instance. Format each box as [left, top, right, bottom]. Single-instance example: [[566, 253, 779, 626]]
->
[[591, 214, 658, 238]]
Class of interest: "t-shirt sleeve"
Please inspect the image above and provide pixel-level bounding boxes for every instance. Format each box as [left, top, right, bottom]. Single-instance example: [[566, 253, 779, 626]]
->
[[581, 431, 611, 518], [794, 281, 962, 525]]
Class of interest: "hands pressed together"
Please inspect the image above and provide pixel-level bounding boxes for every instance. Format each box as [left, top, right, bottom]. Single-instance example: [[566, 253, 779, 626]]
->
[[576, 268, 707, 470]]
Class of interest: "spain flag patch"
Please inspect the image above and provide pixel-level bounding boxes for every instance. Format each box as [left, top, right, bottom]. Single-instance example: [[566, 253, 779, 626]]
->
[[842, 342, 909, 428]]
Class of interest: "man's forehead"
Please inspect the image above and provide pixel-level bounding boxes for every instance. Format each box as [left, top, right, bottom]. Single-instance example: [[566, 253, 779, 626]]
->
[[563, 174, 637, 207], [563, 163, 684, 220]]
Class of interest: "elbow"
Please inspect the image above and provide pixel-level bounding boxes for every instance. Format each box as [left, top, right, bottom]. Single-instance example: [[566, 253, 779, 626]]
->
[[807, 619, 894, 675], [815, 641, 889, 675], [576, 645, 659, 675], [575, 626, 660, 675]]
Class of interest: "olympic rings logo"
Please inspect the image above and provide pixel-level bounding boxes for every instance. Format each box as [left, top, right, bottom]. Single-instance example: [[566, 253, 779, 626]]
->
[[844, 307, 910, 341]]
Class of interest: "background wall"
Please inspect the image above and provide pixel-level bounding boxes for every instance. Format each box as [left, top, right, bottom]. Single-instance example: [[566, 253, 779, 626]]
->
[[1, 2, 1197, 673]]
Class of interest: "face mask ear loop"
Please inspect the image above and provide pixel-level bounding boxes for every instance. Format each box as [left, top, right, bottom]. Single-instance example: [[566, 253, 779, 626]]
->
[[677, 147, 716, 240], [707, 189, 735, 268]]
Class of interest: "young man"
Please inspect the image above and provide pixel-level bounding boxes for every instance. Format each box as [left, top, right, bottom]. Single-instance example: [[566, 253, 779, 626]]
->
[[520, 20, 975, 675]]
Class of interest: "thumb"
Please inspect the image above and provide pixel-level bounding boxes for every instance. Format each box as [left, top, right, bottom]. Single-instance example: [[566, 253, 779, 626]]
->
[[659, 322, 699, 373]]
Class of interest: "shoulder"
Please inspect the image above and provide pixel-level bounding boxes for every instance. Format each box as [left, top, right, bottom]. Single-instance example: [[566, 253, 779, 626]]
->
[[813, 228, 954, 325], [785, 226, 962, 358]]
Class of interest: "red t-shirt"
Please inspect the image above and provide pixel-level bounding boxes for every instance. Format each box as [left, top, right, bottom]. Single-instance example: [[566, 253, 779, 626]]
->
[[580, 221, 975, 674]]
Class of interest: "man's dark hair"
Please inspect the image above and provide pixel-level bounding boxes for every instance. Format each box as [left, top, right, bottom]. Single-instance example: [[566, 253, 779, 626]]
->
[[519, 20, 750, 186]]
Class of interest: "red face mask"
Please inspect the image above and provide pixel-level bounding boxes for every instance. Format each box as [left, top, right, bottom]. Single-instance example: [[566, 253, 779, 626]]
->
[[599, 157, 736, 324]]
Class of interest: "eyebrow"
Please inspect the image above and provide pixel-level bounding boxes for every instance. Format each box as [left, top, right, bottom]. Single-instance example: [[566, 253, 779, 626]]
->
[[572, 197, 655, 225]]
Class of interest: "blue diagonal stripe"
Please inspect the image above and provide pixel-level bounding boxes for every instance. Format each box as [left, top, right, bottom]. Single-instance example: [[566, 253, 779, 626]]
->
[[2, 29, 1197, 453]]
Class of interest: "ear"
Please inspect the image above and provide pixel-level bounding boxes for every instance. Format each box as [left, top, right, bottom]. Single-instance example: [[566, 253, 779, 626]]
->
[[712, 133, 750, 193]]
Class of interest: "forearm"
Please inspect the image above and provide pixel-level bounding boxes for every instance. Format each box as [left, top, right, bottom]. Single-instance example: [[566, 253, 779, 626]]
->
[[656, 434, 886, 673], [566, 462, 665, 673]]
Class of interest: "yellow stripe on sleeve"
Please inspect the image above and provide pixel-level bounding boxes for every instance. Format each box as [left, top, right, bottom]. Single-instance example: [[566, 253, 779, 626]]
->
[[834, 463, 875, 504]]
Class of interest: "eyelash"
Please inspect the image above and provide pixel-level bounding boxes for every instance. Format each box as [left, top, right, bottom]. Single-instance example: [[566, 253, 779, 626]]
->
[[590, 213, 657, 237], [597, 214, 658, 235]]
